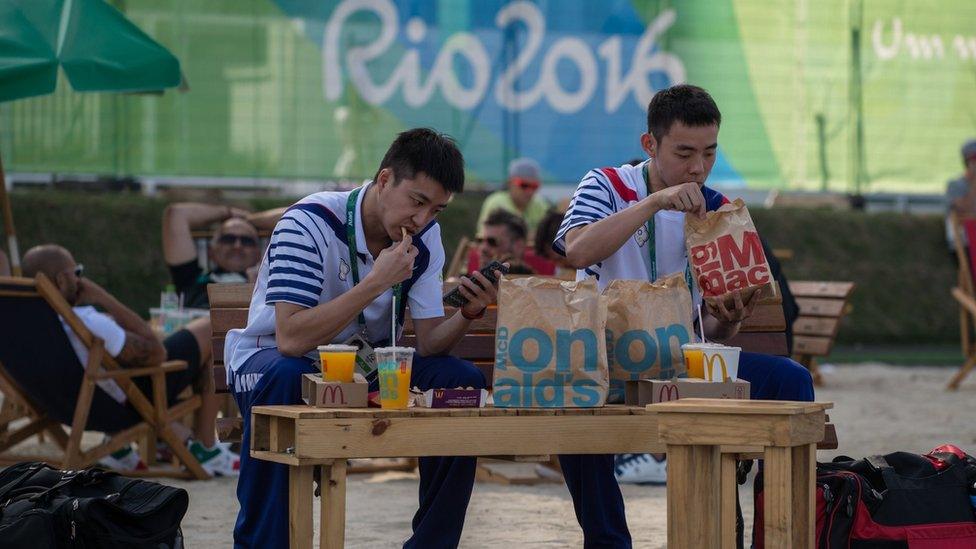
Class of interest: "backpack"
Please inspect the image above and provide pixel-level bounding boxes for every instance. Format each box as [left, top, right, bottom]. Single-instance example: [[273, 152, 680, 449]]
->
[[753, 446, 976, 548], [0, 462, 188, 548]]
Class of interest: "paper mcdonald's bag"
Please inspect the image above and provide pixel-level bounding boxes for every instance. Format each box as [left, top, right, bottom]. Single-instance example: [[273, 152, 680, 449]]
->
[[685, 198, 773, 307], [603, 274, 694, 403], [493, 277, 609, 407]]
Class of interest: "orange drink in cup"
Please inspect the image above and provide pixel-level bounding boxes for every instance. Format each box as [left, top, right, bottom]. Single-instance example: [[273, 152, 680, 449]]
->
[[376, 346, 413, 409], [317, 344, 358, 382]]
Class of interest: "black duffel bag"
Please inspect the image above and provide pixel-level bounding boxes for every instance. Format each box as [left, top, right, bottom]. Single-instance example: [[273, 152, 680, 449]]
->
[[0, 462, 188, 548]]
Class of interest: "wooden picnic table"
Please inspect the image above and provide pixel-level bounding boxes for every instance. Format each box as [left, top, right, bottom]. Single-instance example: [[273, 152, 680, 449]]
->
[[251, 399, 831, 548]]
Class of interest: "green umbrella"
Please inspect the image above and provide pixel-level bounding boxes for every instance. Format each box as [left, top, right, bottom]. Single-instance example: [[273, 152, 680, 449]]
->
[[0, 0, 183, 274]]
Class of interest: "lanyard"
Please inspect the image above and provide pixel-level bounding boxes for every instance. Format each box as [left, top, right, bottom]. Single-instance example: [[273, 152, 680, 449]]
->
[[345, 186, 401, 336], [642, 162, 694, 291]]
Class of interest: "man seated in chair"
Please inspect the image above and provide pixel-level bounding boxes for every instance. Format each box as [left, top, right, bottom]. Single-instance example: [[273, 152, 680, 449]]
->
[[21, 244, 239, 476], [162, 202, 283, 308], [225, 128, 502, 548]]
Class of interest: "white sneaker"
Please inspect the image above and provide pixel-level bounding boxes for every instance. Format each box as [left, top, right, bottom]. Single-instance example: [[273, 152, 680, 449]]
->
[[188, 440, 240, 477], [614, 453, 667, 485], [98, 444, 148, 472]]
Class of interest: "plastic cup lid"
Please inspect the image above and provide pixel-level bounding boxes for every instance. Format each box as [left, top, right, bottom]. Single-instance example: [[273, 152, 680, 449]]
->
[[375, 346, 415, 354], [317, 344, 358, 352]]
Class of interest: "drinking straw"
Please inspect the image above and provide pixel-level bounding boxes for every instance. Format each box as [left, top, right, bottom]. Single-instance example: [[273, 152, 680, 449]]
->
[[392, 227, 407, 345], [697, 302, 706, 343]]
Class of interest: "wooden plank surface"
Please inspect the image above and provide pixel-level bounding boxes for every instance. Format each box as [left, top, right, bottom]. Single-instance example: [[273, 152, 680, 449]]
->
[[789, 281, 854, 299], [795, 298, 846, 317], [321, 461, 347, 549], [762, 446, 794, 548], [286, 415, 663, 458], [651, 399, 832, 416], [739, 303, 787, 332], [288, 465, 314, 549], [667, 444, 722, 549], [793, 317, 839, 337], [656, 411, 827, 447], [793, 336, 833, 356], [207, 283, 254, 308], [725, 331, 789, 356], [254, 404, 645, 419], [211, 308, 249, 334]]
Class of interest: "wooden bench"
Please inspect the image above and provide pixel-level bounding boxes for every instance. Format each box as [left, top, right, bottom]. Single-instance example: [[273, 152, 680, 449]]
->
[[789, 281, 856, 385], [251, 399, 833, 548]]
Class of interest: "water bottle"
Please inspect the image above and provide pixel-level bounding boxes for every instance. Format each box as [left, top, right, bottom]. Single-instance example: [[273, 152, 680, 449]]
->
[[160, 284, 180, 335], [160, 284, 179, 311]]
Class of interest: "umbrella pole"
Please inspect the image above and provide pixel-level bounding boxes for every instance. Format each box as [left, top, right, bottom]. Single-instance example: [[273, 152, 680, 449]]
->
[[0, 151, 21, 276]]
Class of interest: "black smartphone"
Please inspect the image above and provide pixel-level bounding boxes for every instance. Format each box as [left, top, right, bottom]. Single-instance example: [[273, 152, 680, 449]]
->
[[443, 260, 509, 307]]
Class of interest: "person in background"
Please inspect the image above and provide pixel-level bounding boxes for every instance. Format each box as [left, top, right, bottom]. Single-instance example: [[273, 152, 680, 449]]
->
[[477, 157, 551, 235], [21, 244, 239, 476], [162, 203, 281, 309], [475, 209, 534, 275], [534, 208, 575, 278], [945, 139, 976, 250]]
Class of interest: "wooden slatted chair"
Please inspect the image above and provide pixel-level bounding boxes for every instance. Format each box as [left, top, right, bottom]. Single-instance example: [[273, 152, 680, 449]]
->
[[0, 275, 209, 478], [789, 281, 856, 385], [948, 215, 976, 389]]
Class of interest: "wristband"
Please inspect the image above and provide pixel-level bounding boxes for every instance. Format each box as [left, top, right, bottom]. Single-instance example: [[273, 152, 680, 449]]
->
[[461, 306, 486, 320]]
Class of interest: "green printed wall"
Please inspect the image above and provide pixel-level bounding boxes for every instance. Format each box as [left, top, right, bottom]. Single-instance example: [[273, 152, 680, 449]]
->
[[1, 0, 974, 192]]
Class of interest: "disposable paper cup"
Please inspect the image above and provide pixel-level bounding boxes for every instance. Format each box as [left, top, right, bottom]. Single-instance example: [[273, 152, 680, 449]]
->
[[681, 343, 724, 379], [699, 345, 741, 381], [376, 346, 414, 409], [317, 344, 358, 382]]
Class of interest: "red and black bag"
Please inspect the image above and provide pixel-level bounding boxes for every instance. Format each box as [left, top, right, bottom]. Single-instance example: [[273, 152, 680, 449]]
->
[[753, 445, 976, 548]]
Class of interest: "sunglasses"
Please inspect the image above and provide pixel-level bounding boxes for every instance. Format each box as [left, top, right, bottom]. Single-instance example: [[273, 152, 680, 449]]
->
[[512, 178, 540, 191], [217, 234, 258, 247], [474, 236, 500, 247]]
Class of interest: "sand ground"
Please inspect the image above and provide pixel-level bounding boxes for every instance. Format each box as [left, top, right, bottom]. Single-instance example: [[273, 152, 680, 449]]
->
[[7, 363, 976, 547]]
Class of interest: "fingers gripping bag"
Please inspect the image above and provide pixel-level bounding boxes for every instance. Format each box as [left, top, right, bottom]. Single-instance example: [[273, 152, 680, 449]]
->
[[603, 274, 694, 403], [493, 277, 609, 407], [685, 198, 773, 308]]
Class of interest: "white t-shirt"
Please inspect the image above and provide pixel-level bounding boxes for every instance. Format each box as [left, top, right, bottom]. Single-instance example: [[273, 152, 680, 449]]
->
[[553, 160, 730, 320], [225, 182, 446, 375], [61, 306, 128, 403]]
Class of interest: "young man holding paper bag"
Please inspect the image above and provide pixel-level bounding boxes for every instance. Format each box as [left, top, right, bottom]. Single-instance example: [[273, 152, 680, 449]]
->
[[225, 129, 502, 548], [553, 85, 814, 547]]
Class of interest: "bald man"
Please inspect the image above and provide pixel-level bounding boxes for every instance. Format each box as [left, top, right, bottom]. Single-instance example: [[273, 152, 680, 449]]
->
[[22, 244, 239, 476], [163, 203, 280, 309]]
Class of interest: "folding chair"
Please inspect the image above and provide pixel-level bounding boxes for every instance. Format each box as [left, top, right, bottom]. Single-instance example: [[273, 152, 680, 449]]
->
[[948, 214, 976, 390], [0, 274, 209, 478]]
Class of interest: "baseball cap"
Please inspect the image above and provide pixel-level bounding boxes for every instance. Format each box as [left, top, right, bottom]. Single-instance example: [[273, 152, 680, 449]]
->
[[962, 139, 976, 162], [508, 157, 541, 181]]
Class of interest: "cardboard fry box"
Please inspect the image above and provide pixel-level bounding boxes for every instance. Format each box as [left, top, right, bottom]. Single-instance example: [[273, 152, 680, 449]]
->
[[412, 388, 489, 408], [624, 378, 750, 406], [301, 374, 368, 408]]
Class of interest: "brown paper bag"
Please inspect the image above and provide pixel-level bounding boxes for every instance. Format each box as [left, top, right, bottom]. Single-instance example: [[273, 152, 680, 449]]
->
[[685, 198, 773, 307], [493, 277, 609, 407], [603, 274, 694, 403]]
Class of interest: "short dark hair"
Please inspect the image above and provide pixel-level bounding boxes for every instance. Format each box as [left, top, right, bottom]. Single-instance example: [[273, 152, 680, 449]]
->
[[534, 208, 565, 257], [483, 209, 527, 242], [646, 85, 721, 143], [375, 128, 465, 193]]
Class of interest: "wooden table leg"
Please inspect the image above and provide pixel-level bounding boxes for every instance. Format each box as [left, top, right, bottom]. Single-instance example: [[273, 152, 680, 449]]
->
[[763, 446, 794, 548], [720, 454, 738, 549], [320, 460, 347, 549], [791, 444, 816, 548], [667, 444, 722, 548], [289, 465, 314, 549]]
